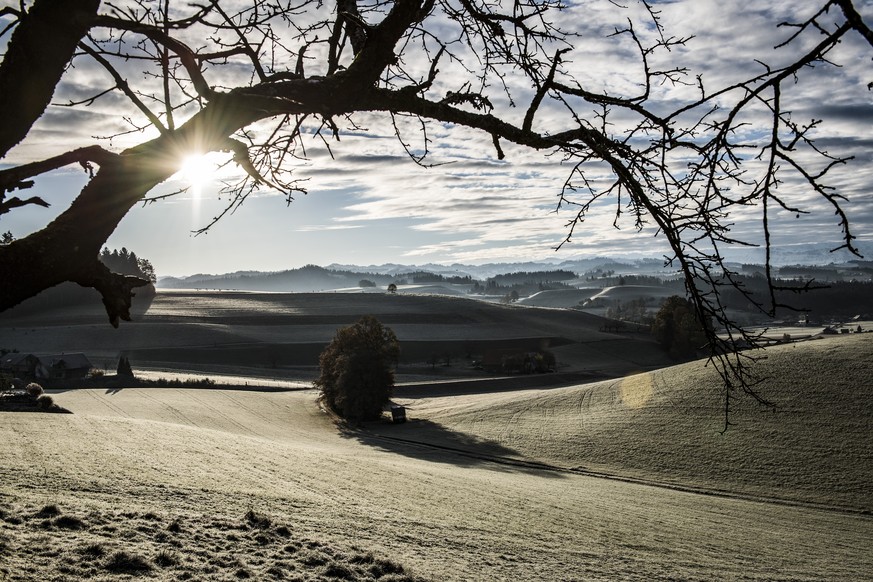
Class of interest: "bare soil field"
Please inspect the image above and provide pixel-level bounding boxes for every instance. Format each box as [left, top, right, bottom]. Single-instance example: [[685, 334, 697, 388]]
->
[[1, 334, 871, 580]]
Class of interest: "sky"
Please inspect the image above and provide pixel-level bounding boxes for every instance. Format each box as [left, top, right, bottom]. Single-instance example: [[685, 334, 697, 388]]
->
[[2, 0, 872, 277]]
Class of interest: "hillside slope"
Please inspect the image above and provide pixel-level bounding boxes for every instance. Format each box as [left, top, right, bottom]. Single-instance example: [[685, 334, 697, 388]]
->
[[0, 291, 670, 378], [0, 364, 870, 580], [387, 333, 873, 512]]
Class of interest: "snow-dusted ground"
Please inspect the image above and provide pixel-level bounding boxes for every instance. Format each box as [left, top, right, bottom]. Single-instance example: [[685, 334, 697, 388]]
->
[[2, 334, 871, 580]]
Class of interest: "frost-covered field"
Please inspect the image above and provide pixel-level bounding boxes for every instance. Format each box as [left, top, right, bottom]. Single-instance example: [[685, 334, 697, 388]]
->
[[2, 334, 871, 580], [0, 290, 671, 380]]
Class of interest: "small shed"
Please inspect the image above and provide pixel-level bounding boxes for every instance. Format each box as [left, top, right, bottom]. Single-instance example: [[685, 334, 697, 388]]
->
[[387, 403, 407, 424]]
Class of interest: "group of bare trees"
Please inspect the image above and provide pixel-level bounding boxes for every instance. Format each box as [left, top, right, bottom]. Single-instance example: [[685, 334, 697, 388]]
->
[[1, 0, 872, 422]]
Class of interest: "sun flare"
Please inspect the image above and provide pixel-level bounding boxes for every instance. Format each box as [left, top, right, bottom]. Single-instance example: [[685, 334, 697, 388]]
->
[[180, 153, 212, 196]]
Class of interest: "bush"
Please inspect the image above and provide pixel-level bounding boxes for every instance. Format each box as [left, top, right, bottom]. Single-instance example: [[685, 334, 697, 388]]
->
[[25, 383, 44, 397], [36, 394, 54, 410], [315, 316, 399, 422]]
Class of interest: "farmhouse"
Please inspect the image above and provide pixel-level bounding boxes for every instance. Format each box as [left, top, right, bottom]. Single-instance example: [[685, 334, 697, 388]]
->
[[0, 353, 92, 380]]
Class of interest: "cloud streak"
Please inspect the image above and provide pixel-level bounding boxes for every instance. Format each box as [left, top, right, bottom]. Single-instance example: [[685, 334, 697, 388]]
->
[[2, 0, 871, 274]]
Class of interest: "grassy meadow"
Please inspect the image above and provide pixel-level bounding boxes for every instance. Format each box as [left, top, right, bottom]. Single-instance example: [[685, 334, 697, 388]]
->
[[1, 292, 872, 580]]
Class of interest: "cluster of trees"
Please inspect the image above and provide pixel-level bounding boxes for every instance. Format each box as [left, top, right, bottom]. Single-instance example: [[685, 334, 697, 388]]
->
[[652, 297, 712, 360], [489, 271, 576, 287], [403, 272, 473, 285], [606, 298, 654, 326], [719, 278, 873, 320], [502, 351, 556, 374], [99, 248, 156, 284], [470, 272, 574, 297]]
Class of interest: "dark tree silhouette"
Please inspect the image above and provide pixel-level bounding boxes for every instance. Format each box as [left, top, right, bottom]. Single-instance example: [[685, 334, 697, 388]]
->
[[116, 355, 134, 377], [652, 296, 710, 361], [316, 316, 400, 422], [1, 1, 871, 424], [100, 248, 157, 284]]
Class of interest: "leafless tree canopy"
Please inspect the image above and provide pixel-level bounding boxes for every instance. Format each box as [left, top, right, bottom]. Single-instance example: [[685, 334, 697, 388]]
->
[[1, 0, 871, 424]]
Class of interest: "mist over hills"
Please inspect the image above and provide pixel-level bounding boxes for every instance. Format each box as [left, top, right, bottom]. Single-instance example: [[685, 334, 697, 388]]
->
[[157, 250, 873, 294]]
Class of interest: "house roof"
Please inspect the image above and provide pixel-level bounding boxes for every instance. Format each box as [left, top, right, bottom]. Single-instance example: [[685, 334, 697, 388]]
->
[[37, 353, 92, 370], [0, 352, 37, 368]]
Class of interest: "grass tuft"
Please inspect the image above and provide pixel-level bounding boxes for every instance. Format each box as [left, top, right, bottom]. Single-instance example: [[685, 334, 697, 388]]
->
[[34, 504, 61, 518], [299, 549, 330, 567], [244, 509, 271, 530], [324, 562, 355, 579], [53, 515, 85, 529], [79, 543, 105, 558], [350, 552, 375, 565], [154, 550, 178, 568], [370, 558, 406, 577], [275, 525, 292, 537], [3, 503, 425, 581], [104, 550, 153, 574]]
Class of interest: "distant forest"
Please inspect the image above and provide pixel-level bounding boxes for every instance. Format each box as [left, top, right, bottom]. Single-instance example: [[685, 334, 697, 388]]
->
[[720, 276, 873, 320], [100, 247, 156, 283]]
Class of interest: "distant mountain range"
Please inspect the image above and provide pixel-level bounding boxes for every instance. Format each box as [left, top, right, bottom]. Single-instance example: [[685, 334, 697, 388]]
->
[[157, 247, 873, 293]]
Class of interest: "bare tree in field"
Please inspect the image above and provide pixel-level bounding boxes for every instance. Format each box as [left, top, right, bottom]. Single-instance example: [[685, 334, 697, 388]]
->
[[1, 0, 871, 424]]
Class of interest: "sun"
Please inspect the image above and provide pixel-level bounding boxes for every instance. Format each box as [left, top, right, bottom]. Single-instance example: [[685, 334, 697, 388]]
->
[[179, 153, 212, 196]]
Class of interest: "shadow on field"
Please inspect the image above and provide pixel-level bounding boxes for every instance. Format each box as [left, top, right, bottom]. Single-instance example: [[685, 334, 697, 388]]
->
[[395, 371, 603, 398], [342, 420, 564, 478]]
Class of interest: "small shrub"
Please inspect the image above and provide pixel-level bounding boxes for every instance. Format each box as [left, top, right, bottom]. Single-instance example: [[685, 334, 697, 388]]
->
[[25, 383, 44, 397], [36, 394, 54, 410], [167, 519, 183, 533]]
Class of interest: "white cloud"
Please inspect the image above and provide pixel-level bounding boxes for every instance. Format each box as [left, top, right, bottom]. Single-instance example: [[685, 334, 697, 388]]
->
[[3, 0, 872, 274]]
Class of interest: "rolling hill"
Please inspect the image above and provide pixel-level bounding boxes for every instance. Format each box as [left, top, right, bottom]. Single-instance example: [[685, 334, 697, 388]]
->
[[0, 290, 671, 381], [1, 334, 870, 580]]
